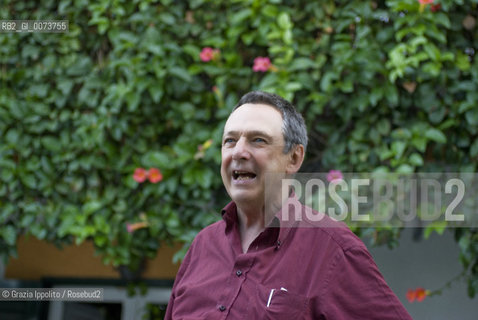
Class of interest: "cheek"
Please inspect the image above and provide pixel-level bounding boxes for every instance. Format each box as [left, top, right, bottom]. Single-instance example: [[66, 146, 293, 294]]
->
[[220, 152, 230, 175], [221, 147, 233, 162]]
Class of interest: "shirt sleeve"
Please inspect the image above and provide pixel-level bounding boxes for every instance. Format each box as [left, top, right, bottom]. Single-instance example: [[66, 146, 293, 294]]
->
[[319, 245, 413, 320], [164, 242, 194, 320]]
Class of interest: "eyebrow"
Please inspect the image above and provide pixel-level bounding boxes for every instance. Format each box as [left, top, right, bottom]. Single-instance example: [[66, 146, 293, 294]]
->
[[223, 130, 274, 141]]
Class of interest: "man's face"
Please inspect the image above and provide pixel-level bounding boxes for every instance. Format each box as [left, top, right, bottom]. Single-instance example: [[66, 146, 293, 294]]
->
[[221, 103, 292, 207]]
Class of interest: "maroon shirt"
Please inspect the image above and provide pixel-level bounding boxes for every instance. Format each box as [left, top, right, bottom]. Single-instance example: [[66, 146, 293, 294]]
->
[[165, 198, 412, 319]]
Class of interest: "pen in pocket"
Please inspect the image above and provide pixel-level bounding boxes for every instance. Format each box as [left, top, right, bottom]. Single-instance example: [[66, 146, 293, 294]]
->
[[266, 287, 288, 307]]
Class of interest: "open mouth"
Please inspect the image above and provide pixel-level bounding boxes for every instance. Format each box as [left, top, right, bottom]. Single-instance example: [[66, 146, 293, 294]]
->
[[232, 170, 257, 181]]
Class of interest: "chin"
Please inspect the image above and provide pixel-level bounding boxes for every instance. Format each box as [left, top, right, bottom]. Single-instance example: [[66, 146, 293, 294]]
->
[[230, 190, 262, 206]]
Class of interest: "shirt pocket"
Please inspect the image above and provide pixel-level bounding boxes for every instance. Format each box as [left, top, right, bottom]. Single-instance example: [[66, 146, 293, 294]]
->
[[249, 284, 310, 320]]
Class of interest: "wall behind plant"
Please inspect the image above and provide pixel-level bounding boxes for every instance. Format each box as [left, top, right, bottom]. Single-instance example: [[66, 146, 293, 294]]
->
[[0, 0, 477, 296]]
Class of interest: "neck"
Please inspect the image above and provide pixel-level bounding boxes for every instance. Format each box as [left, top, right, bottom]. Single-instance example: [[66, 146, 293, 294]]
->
[[236, 203, 265, 253], [235, 197, 285, 253], [236, 202, 264, 227]]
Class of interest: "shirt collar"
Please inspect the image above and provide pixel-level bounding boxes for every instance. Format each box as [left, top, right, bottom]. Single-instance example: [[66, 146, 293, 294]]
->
[[221, 201, 238, 234], [221, 195, 302, 249]]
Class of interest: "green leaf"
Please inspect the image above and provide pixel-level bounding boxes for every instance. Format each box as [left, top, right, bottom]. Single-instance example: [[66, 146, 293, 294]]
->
[[425, 128, 447, 144], [143, 151, 170, 169], [456, 51, 471, 71], [377, 119, 391, 136], [262, 5, 278, 18], [277, 12, 292, 30], [169, 67, 192, 82], [384, 84, 398, 106], [392, 141, 407, 159], [470, 138, 478, 157], [182, 44, 200, 59], [20, 174, 36, 189], [409, 153, 424, 166], [434, 12, 451, 29], [391, 128, 412, 140], [159, 12, 176, 25], [41, 136, 62, 152], [1, 168, 14, 181], [320, 72, 337, 92], [465, 109, 478, 126], [423, 43, 440, 61], [126, 92, 140, 112], [148, 83, 164, 103], [229, 9, 251, 25], [396, 164, 414, 174], [57, 79, 74, 95], [83, 201, 103, 215], [285, 82, 302, 92], [5, 128, 19, 144], [259, 73, 279, 89], [2, 225, 16, 246], [411, 136, 427, 152], [196, 168, 213, 188], [424, 220, 447, 239]]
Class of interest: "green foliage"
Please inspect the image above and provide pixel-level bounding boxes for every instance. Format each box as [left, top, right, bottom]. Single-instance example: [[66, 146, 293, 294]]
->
[[0, 0, 477, 295]]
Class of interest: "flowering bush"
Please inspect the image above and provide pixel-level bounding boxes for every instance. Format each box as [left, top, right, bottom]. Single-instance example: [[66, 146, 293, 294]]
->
[[0, 0, 477, 296]]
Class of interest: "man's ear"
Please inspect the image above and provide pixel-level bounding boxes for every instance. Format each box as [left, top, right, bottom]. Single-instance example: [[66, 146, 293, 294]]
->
[[286, 144, 305, 174]]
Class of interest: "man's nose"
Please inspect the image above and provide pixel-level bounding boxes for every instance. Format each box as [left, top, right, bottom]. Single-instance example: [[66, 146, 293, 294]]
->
[[232, 137, 251, 160]]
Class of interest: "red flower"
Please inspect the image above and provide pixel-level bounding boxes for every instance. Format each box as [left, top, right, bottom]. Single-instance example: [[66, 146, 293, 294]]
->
[[253, 57, 272, 72], [430, 3, 441, 11], [133, 168, 147, 183], [406, 287, 428, 303], [406, 289, 416, 303], [326, 170, 343, 183], [418, 0, 434, 12], [200, 47, 220, 62], [126, 221, 149, 233], [415, 288, 427, 302], [148, 168, 163, 183]]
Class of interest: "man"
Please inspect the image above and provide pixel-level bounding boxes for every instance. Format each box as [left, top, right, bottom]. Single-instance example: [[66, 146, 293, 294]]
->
[[165, 91, 412, 319]]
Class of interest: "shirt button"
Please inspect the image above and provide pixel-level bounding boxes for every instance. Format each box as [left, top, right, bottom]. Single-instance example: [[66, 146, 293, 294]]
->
[[236, 270, 242, 277], [218, 305, 226, 312]]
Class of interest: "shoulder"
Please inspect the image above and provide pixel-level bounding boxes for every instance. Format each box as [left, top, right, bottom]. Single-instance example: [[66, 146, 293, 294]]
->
[[281, 198, 366, 253], [295, 206, 367, 254], [189, 219, 226, 249], [316, 221, 366, 253], [177, 219, 226, 272]]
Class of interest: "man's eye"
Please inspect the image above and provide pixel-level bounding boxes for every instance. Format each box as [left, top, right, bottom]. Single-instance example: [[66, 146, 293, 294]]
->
[[223, 138, 235, 144], [253, 138, 266, 143]]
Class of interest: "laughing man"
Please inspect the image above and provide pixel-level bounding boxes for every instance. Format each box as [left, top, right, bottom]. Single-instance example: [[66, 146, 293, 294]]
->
[[165, 91, 412, 319]]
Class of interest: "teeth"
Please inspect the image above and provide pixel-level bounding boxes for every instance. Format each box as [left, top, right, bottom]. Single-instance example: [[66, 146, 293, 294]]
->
[[237, 176, 251, 180], [233, 170, 256, 180]]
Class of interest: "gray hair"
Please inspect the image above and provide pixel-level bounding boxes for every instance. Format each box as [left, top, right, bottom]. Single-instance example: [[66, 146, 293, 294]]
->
[[233, 91, 308, 153]]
